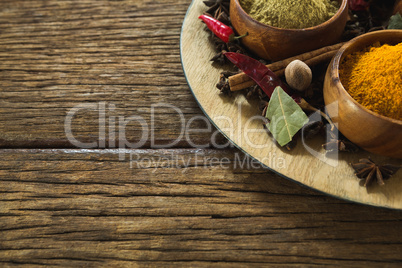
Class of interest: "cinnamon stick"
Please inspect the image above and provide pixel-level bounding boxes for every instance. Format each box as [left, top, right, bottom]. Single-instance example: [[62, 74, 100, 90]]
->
[[228, 42, 345, 91]]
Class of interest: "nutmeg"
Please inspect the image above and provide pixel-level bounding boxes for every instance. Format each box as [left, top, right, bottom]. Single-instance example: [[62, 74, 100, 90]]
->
[[285, 60, 312, 92]]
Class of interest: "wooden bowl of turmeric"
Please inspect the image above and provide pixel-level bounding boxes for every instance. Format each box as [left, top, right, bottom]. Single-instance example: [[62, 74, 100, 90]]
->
[[230, 0, 348, 61], [324, 30, 402, 159]]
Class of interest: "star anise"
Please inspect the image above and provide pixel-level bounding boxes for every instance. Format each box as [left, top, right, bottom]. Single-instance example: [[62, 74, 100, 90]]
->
[[351, 158, 401, 187], [203, 0, 230, 20], [209, 35, 248, 65], [202, 1, 249, 65], [216, 10, 230, 25]]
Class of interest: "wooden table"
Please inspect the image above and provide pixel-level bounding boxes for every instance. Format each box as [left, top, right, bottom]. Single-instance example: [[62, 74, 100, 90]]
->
[[1, 0, 402, 266]]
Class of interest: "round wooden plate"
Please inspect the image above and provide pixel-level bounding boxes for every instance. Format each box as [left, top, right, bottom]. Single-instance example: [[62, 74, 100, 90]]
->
[[180, 0, 402, 209]]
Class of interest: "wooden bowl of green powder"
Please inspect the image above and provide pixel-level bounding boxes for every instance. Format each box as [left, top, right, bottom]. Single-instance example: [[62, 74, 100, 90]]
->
[[323, 30, 402, 159], [230, 0, 348, 61]]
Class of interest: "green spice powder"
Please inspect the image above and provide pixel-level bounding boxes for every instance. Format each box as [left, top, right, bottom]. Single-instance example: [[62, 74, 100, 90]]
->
[[240, 0, 340, 29]]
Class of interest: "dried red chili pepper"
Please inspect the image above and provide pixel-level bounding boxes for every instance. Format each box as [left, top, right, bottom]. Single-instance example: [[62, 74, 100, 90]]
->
[[349, 0, 370, 11], [199, 14, 247, 43], [224, 52, 301, 103]]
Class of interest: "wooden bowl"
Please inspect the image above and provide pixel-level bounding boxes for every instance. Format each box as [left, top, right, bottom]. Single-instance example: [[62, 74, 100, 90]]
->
[[230, 0, 348, 61], [323, 30, 402, 159]]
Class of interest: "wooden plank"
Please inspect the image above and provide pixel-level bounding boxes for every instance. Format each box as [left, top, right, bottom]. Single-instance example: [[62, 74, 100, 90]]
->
[[1, 149, 402, 266], [0, 0, 222, 148]]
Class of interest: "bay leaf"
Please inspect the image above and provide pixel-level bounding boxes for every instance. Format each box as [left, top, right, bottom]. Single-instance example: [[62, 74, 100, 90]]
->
[[265, 86, 309, 146], [388, 13, 402, 29]]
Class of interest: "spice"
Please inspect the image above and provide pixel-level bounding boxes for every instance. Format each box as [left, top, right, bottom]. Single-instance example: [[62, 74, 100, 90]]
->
[[302, 120, 324, 140], [339, 42, 402, 121], [285, 60, 312, 92], [199, 13, 248, 65], [323, 131, 360, 153], [240, 0, 339, 29], [351, 158, 400, 187], [265, 87, 309, 146], [227, 42, 345, 92], [348, 0, 370, 11], [203, 0, 230, 21], [224, 52, 336, 130], [246, 84, 264, 99], [224, 52, 298, 101], [210, 36, 248, 65], [216, 71, 238, 94], [323, 139, 360, 153], [199, 15, 247, 43], [388, 13, 402, 29], [199, 14, 235, 43]]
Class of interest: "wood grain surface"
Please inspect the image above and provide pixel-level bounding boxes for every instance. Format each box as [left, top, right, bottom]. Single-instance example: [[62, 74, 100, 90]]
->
[[1, 149, 402, 266], [0, 0, 226, 148], [1, 0, 402, 266]]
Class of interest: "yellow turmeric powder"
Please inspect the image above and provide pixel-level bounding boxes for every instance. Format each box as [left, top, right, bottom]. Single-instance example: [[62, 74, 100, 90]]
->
[[339, 42, 402, 121]]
